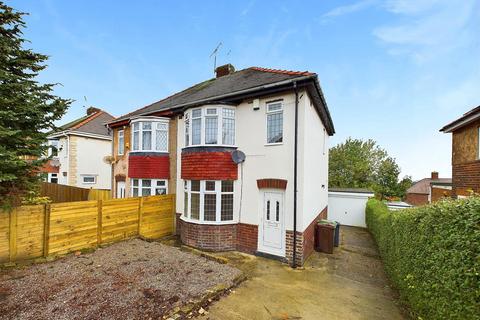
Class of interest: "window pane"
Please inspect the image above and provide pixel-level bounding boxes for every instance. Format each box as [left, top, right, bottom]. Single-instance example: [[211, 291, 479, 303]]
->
[[132, 187, 138, 197], [191, 193, 200, 220], [184, 191, 189, 218], [142, 188, 151, 196], [192, 118, 201, 145], [205, 181, 216, 191], [221, 180, 234, 192], [133, 122, 139, 131], [192, 109, 202, 118], [191, 180, 200, 191], [204, 194, 216, 221], [206, 108, 217, 115], [142, 130, 152, 149], [276, 201, 280, 222], [133, 131, 139, 150], [132, 179, 139, 187], [222, 117, 235, 145], [221, 194, 233, 221], [205, 117, 218, 144], [118, 130, 124, 155], [157, 180, 166, 186], [142, 180, 151, 187], [156, 129, 168, 151], [222, 108, 235, 118], [266, 200, 270, 220], [155, 188, 166, 195], [267, 112, 283, 143], [185, 113, 190, 146], [267, 102, 282, 112], [142, 122, 152, 130]]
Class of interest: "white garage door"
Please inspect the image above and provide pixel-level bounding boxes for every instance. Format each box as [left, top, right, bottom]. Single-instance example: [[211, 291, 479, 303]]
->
[[328, 190, 374, 227]]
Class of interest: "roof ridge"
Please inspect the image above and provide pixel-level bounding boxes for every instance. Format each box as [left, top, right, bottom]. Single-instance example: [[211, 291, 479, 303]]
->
[[71, 110, 105, 130], [249, 66, 315, 77]]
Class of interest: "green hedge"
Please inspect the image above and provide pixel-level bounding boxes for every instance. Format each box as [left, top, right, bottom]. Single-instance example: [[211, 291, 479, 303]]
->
[[366, 198, 480, 319]]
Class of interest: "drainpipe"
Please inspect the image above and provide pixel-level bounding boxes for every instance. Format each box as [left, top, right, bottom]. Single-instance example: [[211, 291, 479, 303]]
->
[[292, 82, 299, 268]]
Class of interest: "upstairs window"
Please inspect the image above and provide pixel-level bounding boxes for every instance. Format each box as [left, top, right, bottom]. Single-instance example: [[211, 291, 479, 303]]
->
[[131, 119, 169, 152], [184, 106, 235, 147], [266, 101, 283, 144], [118, 130, 124, 155], [49, 140, 59, 157]]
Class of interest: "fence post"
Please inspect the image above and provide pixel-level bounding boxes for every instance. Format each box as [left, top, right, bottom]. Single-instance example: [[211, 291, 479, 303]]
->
[[97, 199, 103, 246], [43, 204, 51, 258], [171, 194, 176, 234], [138, 197, 144, 237], [9, 208, 17, 262]]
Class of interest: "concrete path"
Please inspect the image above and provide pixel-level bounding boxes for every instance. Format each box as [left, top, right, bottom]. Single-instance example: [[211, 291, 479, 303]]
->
[[203, 226, 405, 320]]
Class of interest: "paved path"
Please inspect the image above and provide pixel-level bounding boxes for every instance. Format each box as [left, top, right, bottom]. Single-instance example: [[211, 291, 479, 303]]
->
[[203, 226, 405, 320]]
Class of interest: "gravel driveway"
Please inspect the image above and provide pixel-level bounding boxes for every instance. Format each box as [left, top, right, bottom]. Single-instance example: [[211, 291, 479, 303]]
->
[[0, 239, 241, 320]]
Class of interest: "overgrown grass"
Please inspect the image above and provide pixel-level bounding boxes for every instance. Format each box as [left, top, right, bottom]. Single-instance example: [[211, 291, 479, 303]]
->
[[366, 198, 480, 320]]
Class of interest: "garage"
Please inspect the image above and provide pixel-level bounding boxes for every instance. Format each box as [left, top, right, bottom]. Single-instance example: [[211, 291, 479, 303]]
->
[[328, 188, 374, 227]]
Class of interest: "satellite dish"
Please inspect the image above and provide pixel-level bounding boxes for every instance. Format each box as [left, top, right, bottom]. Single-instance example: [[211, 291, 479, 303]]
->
[[231, 150, 246, 164]]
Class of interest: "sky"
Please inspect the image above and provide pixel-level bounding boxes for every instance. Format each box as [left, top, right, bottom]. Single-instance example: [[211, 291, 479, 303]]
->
[[9, 0, 480, 180]]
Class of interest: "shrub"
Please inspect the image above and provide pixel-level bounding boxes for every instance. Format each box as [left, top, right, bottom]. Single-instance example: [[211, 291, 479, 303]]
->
[[366, 198, 480, 320]]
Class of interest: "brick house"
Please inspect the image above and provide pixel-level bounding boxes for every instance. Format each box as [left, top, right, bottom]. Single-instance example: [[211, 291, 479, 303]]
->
[[107, 65, 335, 266], [45, 107, 115, 189], [441, 106, 480, 197], [405, 172, 452, 206]]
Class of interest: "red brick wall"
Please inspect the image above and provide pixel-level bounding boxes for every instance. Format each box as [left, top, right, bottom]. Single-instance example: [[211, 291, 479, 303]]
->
[[452, 160, 480, 197], [431, 187, 453, 202], [128, 154, 169, 179], [286, 206, 328, 266], [257, 179, 287, 190], [237, 223, 258, 254], [181, 151, 237, 180], [40, 160, 59, 174], [180, 219, 237, 251], [405, 193, 429, 206]]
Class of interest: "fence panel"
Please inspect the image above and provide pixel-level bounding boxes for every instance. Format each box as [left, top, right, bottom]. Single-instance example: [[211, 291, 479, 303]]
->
[[140, 195, 175, 239], [101, 198, 140, 244], [40, 182, 90, 203], [88, 189, 112, 201], [48, 200, 98, 256], [1, 194, 175, 264], [0, 213, 9, 263], [15, 205, 45, 260]]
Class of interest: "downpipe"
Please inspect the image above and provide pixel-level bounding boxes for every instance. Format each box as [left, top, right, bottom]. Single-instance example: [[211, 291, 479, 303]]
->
[[292, 82, 299, 268]]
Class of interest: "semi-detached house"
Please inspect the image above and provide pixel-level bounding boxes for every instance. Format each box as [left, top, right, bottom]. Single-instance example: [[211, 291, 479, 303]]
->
[[107, 65, 335, 266]]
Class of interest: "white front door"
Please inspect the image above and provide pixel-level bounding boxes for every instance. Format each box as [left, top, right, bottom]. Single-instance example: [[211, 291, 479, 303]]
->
[[258, 191, 285, 257], [116, 181, 126, 198]]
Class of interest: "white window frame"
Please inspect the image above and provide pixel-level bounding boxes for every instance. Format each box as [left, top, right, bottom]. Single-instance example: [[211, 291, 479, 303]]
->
[[182, 180, 235, 224], [81, 175, 97, 184], [130, 117, 169, 152], [184, 106, 236, 147], [48, 173, 58, 184], [118, 129, 124, 155], [265, 101, 284, 145], [48, 140, 59, 157], [130, 178, 168, 197]]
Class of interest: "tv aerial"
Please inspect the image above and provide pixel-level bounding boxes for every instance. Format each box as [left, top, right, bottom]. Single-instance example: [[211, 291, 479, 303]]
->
[[210, 42, 223, 72]]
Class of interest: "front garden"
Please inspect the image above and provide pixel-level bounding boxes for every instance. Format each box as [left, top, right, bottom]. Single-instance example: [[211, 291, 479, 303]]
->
[[366, 198, 480, 320], [0, 239, 242, 319]]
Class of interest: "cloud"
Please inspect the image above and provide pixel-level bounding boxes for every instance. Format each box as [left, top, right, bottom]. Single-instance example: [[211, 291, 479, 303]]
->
[[240, 0, 255, 16], [373, 0, 479, 62], [321, 0, 376, 20]]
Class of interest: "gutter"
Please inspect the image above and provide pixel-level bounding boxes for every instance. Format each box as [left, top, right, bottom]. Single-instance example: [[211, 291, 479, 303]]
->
[[292, 81, 299, 268]]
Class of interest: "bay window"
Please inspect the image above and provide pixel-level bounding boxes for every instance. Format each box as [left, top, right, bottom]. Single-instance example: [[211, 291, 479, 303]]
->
[[131, 179, 168, 197], [184, 106, 235, 147], [131, 118, 169, 152], [183, 180, 234, 223], [266, 101, 283, 144]]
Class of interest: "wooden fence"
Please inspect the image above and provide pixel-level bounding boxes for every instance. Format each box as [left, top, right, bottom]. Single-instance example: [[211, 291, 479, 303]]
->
[[40, 182, 112, 203], [0, 194, 175, 263]]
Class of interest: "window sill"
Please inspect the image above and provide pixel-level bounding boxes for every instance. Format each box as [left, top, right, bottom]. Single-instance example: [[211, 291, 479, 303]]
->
[[180, 216, 237, 225], [265, 142, 283, 146]]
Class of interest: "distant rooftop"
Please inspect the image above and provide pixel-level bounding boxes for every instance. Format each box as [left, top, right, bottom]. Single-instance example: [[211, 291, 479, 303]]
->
[[49, 107, 115, 138]]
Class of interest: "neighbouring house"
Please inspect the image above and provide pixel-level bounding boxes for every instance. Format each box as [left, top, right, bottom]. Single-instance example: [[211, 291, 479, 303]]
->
[[107, 64, 335, 266], [405, 171, 452, 206], [441, 105, 480, 198], [44, 107, 115, 190]]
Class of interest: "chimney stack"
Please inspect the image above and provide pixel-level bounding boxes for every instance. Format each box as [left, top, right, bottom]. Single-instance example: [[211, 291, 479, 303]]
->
[[431, 171, 439, 180], [215, 64, 235, 78], [87, 107, 101, 115]]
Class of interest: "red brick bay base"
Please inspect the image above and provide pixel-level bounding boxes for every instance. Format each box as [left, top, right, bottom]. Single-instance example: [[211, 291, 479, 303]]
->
[[177, 216, 258, 254], [286, 206, 328, 266]]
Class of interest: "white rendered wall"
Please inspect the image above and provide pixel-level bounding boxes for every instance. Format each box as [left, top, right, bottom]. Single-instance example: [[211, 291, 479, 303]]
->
[[74, 136, 112, 189], [56, 136, 69, 185], [298, 92, 329, 232]]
